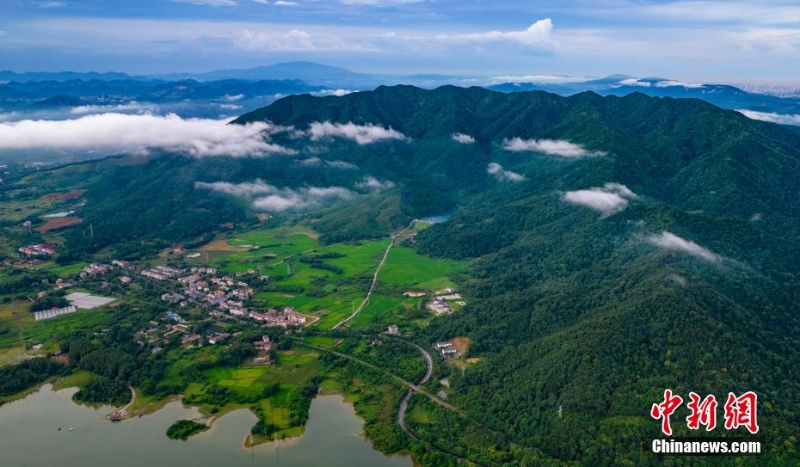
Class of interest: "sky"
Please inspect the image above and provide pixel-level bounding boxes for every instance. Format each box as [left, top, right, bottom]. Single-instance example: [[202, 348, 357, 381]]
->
[[1, 1, 800, 83]]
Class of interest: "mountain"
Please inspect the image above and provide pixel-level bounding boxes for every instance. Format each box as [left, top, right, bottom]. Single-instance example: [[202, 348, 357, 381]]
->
[[489, 75, 800, 116], [17, 85, 800, 465], [0, 70, 136, 82], [236, 86, 800, 464]]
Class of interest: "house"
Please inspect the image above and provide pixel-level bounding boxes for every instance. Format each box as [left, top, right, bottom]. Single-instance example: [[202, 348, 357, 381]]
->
[[435, 341, 459, 359], [254, 335, 272, 352], [208, 333, 230, 345], [387, 325, 399, 335]]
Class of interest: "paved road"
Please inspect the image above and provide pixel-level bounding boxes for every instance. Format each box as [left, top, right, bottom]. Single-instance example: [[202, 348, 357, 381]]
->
[[397, 341, 433, 439]]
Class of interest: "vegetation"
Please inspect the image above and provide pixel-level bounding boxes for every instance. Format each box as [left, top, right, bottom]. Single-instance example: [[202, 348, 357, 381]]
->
[[166, 419, 208, 440]]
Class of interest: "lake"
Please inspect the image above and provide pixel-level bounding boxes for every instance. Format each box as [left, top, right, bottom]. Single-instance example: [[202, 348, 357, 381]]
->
[[0, 385, 412, 467]]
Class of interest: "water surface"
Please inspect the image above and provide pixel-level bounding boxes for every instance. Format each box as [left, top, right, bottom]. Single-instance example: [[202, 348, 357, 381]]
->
[[0, 385, 412, 467]]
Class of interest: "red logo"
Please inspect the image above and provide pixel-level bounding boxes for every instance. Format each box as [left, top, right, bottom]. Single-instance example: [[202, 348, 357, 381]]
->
[[724, 391, 759, 434], [686, 392, 718, 432], [652, 390, 759, 436], [651, 389, 683, 436]]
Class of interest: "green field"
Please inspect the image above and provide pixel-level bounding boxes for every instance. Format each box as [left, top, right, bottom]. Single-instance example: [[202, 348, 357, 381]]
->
[[379, 246, 464, 290]]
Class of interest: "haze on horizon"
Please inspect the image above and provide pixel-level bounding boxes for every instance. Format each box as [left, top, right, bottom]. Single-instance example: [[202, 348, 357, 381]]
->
[[1, 0, 800, 85]]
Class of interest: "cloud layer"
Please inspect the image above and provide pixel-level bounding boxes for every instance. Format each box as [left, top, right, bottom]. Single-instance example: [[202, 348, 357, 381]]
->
[[487, 162, 525, 182], [503, 137, 606, 158], [308, 121, 408, 145], [196, 180, 355, 212], [562, 183, 638, 216], [739, 110, 800, 126], [645, 231, 722, 263], [0, 113, 294, 157]]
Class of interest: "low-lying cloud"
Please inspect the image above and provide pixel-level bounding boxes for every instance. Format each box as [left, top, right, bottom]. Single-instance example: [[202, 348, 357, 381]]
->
[[452, 133, 475, 144], [503, 137, 606, 158], [356, 175, 395, 190], [562, 183, 638, 216], [308, 122, 408, 145], [739, 109, 800, 126], [487, 162, 525, 182], [70, 102, 159, 115], [298, 157, 358, 169], [196, 179, 355, 212], [310, 89, 357, 97], [646, 231, 722, 263], [0, 113, 294, 157], [619, 78, 704, 89]]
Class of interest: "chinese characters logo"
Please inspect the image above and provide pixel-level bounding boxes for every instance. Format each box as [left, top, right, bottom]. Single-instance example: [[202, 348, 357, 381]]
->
[[651, 390, 758, 436]]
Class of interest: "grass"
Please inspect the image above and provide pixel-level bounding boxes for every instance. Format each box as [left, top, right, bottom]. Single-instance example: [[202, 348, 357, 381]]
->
[[51, 370, 93, 390], [379, 245, 464, 290], [46, 262, 86, 278], [351, 294, 410, 331]]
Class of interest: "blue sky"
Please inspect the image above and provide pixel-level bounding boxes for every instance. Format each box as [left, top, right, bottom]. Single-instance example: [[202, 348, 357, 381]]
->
[[2, 0, 799, 83]]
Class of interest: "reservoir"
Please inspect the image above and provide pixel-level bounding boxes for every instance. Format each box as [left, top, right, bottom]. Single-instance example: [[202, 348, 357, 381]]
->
[[0, 384, 412, 467]]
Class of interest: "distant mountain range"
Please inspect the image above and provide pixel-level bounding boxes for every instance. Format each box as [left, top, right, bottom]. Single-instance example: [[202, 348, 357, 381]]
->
[[1, 62, 799, 122]]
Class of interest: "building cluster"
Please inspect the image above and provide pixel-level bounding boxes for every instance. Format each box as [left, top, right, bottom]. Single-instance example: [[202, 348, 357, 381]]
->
[[250, 307, 307, 327], [19, 244, 55, 256], [82, 263, 112, 275], [141, 265, 182, 281], [435, 341, 459, 360], [426, 288, 465, 315], [253, 335, 272, 364]]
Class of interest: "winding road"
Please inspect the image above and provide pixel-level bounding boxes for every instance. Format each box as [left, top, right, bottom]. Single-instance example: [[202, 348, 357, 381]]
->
[[397, 341, 433, 439]]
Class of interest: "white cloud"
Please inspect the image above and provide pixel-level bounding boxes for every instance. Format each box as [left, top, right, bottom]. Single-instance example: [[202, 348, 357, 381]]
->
[[36, 1, 67, 8], [739, 109, 800, 126], [224, 94, 245, 102], [645, 231, 722, 263], [69, 102, 158, 115], [562, 183, 638, 216], [435, 19, 557, 49], [503, 137, 606, 158], [196, 179, 355, 212], [0, 113, 295, 157], [327, 160, 358, 169], [173, 0, 236, 6], [487, 162, 525, 182], [218, 104, 243, 110], [619, 78, 651, 87], [452, 133, 475, 144], [341, 0, 426, 4], [297, 157, 357, 169], [311, 89, 357, 97], [274, 0, 299, 5], [489, 75, 587, 84], [356, 175, 395, 190], [235, 28, 373, 52], [655, 80, 705, 88], [308, 122, 408, 145]]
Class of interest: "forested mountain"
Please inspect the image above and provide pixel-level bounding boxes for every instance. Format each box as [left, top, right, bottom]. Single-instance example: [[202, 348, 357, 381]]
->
[[24, 85, 800, 464], [235, 86, 800, 464]]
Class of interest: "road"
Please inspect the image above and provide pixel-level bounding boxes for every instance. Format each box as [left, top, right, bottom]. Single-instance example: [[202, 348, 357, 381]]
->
[[297, 340, 463, 415], [332, 223, 414, 330], [397, 341, 433, 439]]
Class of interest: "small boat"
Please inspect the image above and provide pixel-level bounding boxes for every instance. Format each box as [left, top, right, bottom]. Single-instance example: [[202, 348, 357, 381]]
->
[[68, 428, 74, 431], [57, 427, 61, 431]]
